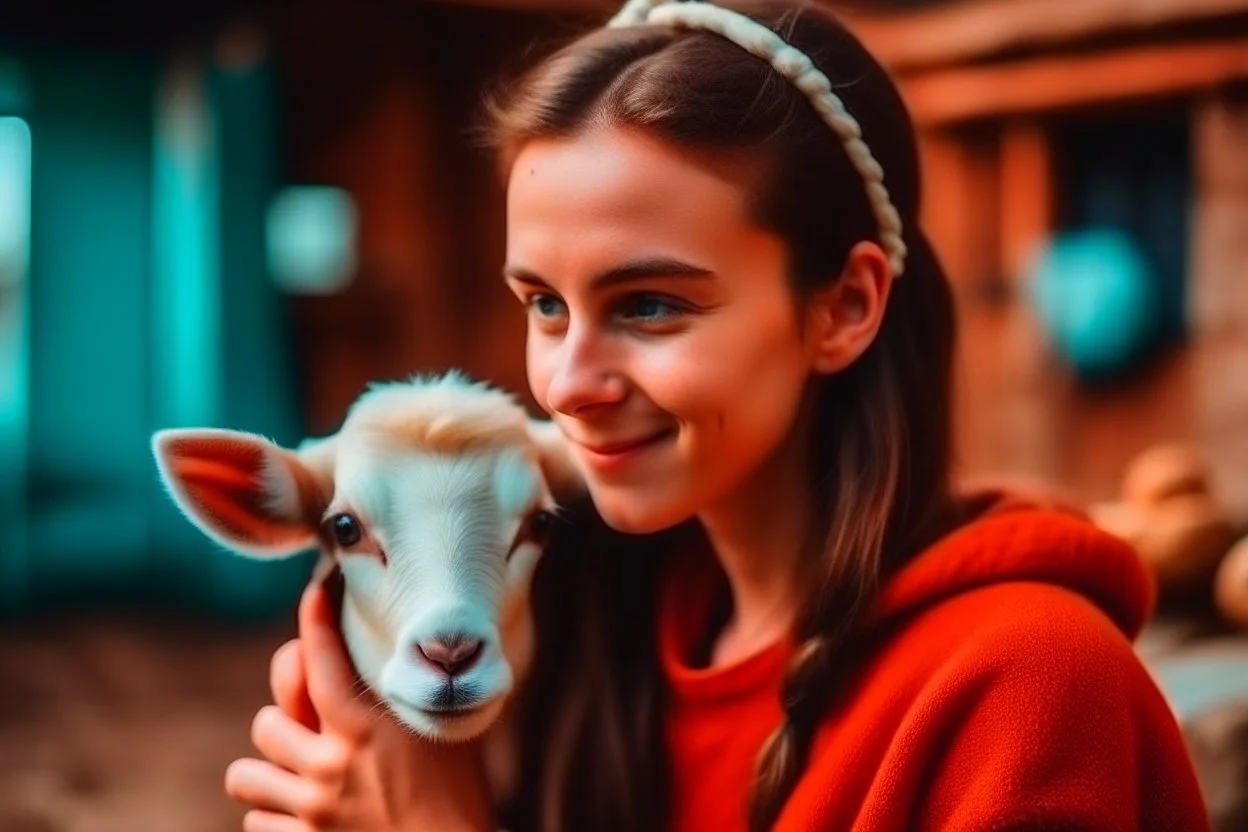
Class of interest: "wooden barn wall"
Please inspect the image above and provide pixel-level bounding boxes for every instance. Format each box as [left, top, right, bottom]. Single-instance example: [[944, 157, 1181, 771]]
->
[[1192, 91, 1248, 520], [264, 0, 1248, 522], [271, 1, 580, 434], [911, 95, 1234, 513]]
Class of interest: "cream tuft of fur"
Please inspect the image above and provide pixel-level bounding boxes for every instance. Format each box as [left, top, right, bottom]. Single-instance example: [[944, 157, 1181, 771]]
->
[[347, 371, 532, 455]]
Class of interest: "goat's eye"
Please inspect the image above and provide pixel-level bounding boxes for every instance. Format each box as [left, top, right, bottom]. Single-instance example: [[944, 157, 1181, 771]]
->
[[507, 508, 556, 562], [331, 513, 362, 547], [529, 509, 553, 545]]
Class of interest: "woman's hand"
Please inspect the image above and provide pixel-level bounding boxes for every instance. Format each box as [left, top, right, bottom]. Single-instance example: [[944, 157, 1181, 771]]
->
[[224, 581, 496, 832]]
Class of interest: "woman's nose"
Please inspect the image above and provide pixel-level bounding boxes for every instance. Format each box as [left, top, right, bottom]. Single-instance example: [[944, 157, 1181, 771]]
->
[[542, 328, 628, 416]]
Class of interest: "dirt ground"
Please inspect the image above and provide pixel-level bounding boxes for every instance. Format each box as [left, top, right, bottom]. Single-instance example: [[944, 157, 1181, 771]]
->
[[2, 613, 1245, 832], [0, 614, 291, 832]]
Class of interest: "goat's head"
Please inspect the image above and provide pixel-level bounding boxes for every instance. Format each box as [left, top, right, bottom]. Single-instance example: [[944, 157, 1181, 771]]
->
[[151, 372, 581, 741]]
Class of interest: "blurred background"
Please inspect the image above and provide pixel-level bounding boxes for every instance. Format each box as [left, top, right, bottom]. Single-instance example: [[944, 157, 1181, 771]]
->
[[2, 0, 1248, 828]]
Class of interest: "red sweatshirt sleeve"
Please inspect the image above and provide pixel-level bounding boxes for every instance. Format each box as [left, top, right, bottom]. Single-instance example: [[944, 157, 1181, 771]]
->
[[915, 584, 1210, 832]]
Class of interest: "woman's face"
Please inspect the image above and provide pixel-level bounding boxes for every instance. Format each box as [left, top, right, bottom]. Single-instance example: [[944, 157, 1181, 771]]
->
[[504, 126, 821, 534]]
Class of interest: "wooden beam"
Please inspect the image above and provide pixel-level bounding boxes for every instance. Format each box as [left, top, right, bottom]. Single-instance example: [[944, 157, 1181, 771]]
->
[[845, 0, 1248, 73], [424, 0, 607, 14], [900, 38, 1248, 127]]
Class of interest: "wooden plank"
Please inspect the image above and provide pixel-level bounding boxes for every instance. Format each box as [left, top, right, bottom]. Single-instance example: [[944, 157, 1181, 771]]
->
[[899, 39, 1248, 126], [997, 119, 1053, 284], [845, 0, 1248, 73], [1191, 94, 1248, 523]]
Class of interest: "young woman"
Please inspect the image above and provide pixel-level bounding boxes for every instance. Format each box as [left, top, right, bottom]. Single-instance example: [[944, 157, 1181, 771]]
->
[[223, 1, 1211, 829]]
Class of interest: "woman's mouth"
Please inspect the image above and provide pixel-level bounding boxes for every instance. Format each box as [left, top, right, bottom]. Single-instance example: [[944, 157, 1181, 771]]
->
[[576, 430, 674, 471]]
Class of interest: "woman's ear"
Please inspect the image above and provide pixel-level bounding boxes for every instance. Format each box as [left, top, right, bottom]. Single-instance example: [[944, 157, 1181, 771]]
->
[[805, 241, 893, 374]]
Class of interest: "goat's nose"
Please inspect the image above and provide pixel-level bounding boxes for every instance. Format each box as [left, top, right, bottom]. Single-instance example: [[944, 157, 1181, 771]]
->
[[415, 635, 485, 677]]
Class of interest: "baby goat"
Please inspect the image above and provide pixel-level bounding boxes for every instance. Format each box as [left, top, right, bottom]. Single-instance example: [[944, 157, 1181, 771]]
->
[[152, 371, 580, 742]]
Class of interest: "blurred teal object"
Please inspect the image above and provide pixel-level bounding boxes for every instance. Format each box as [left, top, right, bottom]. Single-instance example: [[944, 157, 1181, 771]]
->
[[266, 185, 358, 295], [1, 46, 310, 621], [24, 51, 155, 612], [148, 47, 314, 619], [1029, 229, 1161, 381], [0, 118, 31, 286], [0, 115, 31, 612], [0, 57, 29, 113]]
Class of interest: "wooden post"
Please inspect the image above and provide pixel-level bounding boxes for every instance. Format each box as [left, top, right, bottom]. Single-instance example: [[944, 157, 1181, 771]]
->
[[928, 120, 1069, 487], [999, 118, 1054, 284], [1191, 91, 1248, 523], [990, 118, 1069, 488]]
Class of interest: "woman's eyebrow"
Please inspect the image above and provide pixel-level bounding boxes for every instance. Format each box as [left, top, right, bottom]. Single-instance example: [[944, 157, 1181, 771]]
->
[[502, 257, 714, 291], [501, 266, 550, 287]]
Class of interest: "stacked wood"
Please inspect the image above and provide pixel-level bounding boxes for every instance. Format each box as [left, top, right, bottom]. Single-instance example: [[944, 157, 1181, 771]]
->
[[1089, 443, 1239, 601]]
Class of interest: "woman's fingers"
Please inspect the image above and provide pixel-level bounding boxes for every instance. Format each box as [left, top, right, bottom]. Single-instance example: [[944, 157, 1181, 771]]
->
[[225, 757, 326, 818], [270, 639, 320, 731], [242, 810, 311, 832], [297, 581, 375, 736], [251, 705, 343, 778]]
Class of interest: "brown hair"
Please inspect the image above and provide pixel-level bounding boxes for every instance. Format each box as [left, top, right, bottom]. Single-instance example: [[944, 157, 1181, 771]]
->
[[485, 3, 958, 829]]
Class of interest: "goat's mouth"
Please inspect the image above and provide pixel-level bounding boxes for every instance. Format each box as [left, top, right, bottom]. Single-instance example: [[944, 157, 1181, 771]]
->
[[388, 690, 495, 723], [386, 692, 503, 741], [419, 704, 486, 721]]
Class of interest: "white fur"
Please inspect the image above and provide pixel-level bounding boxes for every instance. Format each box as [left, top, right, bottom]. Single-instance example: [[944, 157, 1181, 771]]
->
[[335, 447, 543, 740], [152, 372, 581, 747]]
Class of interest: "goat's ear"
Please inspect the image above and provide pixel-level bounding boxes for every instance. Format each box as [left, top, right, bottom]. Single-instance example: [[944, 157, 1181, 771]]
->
[[526, 418, 584, 501], [152, 428, 336, 559]]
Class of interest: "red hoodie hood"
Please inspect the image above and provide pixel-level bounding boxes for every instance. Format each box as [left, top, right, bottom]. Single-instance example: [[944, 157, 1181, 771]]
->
[[868, 501, 1157, 640], [659, 500, 1207, 832]]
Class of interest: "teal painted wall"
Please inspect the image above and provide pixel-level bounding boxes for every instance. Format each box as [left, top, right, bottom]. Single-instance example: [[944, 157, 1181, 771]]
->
[[25, 51, 156, 607], [203, 58, 311, 614], [1, 46, 311, 620], [0, 109, 32, 612]]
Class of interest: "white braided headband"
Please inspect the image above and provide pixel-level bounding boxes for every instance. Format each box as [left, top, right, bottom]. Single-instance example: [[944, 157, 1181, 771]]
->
[[607, 0, 907, 277]]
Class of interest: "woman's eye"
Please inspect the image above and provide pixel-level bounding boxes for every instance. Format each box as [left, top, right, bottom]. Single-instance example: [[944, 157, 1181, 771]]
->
[[528, 294, 566, 319], [622, 294, 683, 324], [330, 513, 362, 547]]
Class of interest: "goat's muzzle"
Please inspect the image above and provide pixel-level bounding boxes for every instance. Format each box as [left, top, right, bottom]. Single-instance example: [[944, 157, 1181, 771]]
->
[[415, 635, 485, 678]]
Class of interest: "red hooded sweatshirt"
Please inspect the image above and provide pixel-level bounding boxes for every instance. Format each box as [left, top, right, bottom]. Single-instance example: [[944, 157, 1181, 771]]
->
[[660, 505, 1211, 831]]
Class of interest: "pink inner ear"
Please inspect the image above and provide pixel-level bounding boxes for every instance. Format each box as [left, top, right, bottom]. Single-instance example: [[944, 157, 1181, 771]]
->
[[166, 436, 313, 549]]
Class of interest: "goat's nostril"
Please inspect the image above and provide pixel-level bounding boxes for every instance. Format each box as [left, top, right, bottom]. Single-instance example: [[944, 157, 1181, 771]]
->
[[416, 636, 485, 677]]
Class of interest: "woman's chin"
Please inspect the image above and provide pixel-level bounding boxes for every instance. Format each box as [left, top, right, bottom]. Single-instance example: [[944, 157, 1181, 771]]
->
[[592, 493, 691, 536]]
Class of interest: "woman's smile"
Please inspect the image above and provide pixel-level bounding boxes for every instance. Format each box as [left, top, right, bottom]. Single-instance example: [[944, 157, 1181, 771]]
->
[[572, 428, 678, 474]]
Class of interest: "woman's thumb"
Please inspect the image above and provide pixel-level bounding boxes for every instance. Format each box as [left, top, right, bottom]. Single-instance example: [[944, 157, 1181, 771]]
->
[[297, 579, 375, 734], [270, 639, 320, 731]]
